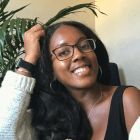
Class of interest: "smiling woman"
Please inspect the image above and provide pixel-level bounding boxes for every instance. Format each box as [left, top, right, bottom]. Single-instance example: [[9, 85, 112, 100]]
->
[[49, 25, 99, 91], [0, 21, 140, 140]]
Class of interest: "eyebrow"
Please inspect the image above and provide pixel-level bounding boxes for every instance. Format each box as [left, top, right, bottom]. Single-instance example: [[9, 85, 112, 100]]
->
[[57, 36, 87, 47]]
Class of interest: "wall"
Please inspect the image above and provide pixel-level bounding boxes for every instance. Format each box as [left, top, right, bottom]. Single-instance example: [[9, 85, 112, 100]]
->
[[95, 0, 140, 88], [6, 0, 95, 27]]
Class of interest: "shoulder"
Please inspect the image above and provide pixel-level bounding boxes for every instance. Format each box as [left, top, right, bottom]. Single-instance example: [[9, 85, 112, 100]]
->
[[123, 86, 140, 110], [122, 86, 140, 133], [123, 86, 140, 118]]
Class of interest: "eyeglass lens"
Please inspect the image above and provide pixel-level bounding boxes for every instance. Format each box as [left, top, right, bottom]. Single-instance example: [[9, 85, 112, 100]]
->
[[53, 39, 96, 60]]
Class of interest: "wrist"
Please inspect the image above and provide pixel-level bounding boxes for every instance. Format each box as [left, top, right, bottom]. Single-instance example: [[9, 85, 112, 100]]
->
[[24, 55, 39, 65], [15, 58, 36, 75], [16, 67, 32, 77]]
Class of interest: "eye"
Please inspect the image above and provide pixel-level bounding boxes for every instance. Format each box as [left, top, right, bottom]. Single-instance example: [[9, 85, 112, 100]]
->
[[79, 41, 91, 50], [56, 47, 71, 57]]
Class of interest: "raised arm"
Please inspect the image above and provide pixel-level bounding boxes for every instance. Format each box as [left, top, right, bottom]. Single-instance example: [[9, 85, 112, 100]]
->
[[0, 24, 45, 140], [16, 24, 45, 76]]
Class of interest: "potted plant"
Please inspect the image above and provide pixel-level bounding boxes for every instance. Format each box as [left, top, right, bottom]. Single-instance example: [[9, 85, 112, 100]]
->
[[0, 0, 103, 85]]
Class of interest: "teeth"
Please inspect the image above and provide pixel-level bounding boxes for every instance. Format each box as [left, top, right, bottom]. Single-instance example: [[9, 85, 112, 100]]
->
[[74, 66, 88, 74]]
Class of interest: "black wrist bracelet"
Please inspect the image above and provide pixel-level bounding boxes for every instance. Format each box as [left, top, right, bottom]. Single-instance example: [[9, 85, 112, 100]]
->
[[15, 58, 35, 74]]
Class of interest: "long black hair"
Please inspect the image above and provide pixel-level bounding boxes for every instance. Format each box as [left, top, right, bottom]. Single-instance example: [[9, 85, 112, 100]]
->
[[30, 21, 110, 140]]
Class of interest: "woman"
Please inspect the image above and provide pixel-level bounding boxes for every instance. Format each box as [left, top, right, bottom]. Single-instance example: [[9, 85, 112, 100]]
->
[[0, 21, 140, 140]]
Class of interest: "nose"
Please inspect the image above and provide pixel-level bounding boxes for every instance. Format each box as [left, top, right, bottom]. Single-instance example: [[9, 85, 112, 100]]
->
[[72, 47, 85, 62]]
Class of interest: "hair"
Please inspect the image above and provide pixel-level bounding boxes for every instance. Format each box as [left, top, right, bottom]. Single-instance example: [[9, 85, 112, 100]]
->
[[30, 21, 110, 140]]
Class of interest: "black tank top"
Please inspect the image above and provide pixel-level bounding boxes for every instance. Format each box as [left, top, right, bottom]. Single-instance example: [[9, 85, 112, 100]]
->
[[104, 86, 128, 140]]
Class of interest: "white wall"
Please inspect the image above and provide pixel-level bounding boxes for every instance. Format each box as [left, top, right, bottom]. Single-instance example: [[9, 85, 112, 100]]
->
[[6, 0, 95, 26], [96, 0, 140, 88]]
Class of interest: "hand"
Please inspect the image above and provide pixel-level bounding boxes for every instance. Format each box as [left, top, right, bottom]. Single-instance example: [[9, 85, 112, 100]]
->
[[23, 24, 45, 65]]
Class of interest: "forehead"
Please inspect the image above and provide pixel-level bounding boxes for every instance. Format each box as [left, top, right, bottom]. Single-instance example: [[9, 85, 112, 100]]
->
[[49, 25, 86, 50]]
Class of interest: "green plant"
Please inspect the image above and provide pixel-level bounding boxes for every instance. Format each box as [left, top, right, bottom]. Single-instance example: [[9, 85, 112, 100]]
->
[[0, 0, 104, 85], [0, 0, 36, 84]]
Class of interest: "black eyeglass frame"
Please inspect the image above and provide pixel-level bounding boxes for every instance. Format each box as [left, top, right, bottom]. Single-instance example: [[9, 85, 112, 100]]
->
[[51, 38, 96, 61]]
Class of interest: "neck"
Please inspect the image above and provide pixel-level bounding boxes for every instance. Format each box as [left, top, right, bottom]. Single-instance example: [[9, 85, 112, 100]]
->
[[67, 83, 103, 114]]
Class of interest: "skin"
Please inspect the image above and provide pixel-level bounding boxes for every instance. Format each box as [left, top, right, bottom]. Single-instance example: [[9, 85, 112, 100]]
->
[[49, 25, 99, 95], [23, 24, 140, 140]]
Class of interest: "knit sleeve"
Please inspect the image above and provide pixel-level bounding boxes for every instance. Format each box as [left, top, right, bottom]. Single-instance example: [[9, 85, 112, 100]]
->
[[129, 117, 140, 140], [0, 71, 36, 140]]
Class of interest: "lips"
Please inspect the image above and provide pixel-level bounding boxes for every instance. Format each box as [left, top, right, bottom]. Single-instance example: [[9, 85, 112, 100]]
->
[[71, 64, 91, 76], [74, 65, 90, 75], [74, 66, 88, 74]]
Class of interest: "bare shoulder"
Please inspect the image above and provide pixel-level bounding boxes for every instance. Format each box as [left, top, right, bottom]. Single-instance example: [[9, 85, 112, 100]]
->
[[123, 86, 140, 107], [123, 86, 140, 132]]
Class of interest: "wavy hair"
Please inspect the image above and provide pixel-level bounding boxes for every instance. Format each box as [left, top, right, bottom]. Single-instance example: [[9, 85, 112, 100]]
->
[[30, 21, 110, 140]]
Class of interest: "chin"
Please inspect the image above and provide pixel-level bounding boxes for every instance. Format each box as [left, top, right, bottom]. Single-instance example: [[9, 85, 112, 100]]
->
[[71, 80, 96, 89]]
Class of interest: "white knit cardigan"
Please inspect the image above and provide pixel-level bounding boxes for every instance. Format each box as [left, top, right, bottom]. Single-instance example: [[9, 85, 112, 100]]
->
[[0, 71, 36, 140], [0, 71, 140, 140]]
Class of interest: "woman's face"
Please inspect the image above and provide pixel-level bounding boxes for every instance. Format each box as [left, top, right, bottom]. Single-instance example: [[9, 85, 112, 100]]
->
[[49, 25, 99, 92]]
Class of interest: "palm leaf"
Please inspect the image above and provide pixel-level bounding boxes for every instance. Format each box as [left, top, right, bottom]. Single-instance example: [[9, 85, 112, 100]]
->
[[0, 0, 29, 24], [44, 2, 105, 27], [0, 18, 36, 80], [0, 0, 9, 12]]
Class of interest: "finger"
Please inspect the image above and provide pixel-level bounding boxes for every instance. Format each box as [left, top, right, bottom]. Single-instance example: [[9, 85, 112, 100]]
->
[[33, 29, 45, 38], [24, 26, 45, 39], [30, 24, 43, 32]]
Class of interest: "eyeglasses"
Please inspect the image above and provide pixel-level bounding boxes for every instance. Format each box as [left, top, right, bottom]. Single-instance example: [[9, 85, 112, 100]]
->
[[51, 39, 96, 61]]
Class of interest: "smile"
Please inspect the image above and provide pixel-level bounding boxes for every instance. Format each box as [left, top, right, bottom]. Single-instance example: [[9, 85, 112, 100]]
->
[[73, 65, 90, 76]]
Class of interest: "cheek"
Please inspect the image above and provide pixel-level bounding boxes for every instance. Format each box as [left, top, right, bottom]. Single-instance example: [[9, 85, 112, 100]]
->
[[52, 60, 70, 79], [90, 53, 99, 68], [89, 54, 99, 78]]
